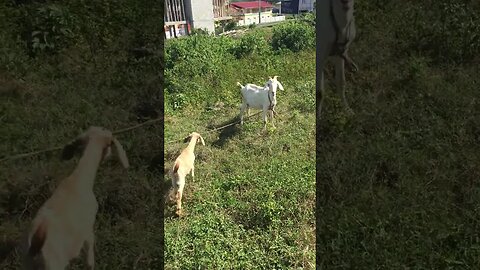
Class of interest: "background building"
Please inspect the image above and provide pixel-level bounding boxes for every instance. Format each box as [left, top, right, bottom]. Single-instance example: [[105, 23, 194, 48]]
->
[[281, 0, 315, 14], [165, 0, 232, 39], [230, 1, 285, 26]]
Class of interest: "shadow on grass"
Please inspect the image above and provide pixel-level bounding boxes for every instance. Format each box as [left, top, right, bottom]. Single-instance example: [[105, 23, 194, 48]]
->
[[161, 173, 177, 219], [147, 153, 172, 219], [208, 116, 242, 148], [229, 207, 272, 231]]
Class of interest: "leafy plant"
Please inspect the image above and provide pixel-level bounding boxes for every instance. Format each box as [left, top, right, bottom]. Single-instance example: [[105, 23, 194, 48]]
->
[[19, 4, 77, 55], [231, 30, 271, 59], [271, 21, 315, 52]]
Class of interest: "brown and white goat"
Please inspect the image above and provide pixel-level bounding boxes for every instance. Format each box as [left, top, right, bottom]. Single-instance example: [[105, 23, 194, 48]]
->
[[170, 132, 205, 216], [22, 126, 129, 270]]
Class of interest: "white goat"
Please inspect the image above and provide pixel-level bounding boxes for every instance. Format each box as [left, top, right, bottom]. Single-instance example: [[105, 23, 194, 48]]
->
[[237, 76, 284, 131], [317, 0, 358, 118], [170, 132, 205, 217], [23, 126, 129, 270]]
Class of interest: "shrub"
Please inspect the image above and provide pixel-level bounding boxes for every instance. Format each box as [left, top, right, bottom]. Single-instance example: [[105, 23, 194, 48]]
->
[[271, 21, 315, 52], [165, 35, 235, 75], [164, 35, 237, 109], [230, 30, 271, 59], [17, 4, 78, 56], [190, 28, 210, 36], [224, 21, 237, 31]]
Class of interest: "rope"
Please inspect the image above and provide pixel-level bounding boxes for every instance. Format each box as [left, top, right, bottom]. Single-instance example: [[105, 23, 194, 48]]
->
[[164, 111, 263, 144], [0, 110, 269, 163], [0, 118, 163, 163]]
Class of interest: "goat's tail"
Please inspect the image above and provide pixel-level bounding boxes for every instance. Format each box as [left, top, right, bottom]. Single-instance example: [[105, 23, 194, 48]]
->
[[172, 162, 180, 174], [28, 219, 47, 257], [236, 82, 244, 88]]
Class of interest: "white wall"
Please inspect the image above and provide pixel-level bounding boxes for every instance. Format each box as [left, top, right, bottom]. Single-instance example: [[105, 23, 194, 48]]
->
[[184, 0, 215, 33], [237, 15, 286, 26], [298, 0, 315, 12]]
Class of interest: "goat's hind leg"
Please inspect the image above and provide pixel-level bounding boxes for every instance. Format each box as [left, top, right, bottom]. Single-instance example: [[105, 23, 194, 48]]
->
[[344, 53, 359, 73], [334, 56, 354, 114], [262, 108, 268, 131], [239, 102, 247, 125], [175, 180, 185, 216], [85, 230, 95, 270]]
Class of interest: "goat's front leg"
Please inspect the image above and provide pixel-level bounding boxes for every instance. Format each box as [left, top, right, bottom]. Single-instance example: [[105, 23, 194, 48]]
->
[[191, 166, 194, 182], [270, 109, 275, 128], [334, 56, 353, 114], [85, 230, 95, 270], [343, 53, 358, 73], [239, 102, 247, 125], [262, 108, 268, 131], [246, 105, 250, 117]]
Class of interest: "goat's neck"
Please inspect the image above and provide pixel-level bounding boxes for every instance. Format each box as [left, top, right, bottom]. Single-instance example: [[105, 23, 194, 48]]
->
[[332, 1, 354, 29], [71, 140, 104, 190], [186, 138, 198, 153]]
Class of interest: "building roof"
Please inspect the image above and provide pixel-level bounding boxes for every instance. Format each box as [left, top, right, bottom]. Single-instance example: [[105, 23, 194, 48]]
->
[[231, 1, 273, 9]]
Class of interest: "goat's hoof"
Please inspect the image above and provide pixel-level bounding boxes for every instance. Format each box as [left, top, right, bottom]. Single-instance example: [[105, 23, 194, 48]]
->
[[175, 209, 184, 217], [351, 65, 359, 73]]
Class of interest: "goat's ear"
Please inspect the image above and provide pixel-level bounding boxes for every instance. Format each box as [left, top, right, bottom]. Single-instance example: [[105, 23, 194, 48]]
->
[[198, 135, 205, 146], [269, 76, 272, 80], [277, 81, 284, 91], [112, 137, 129, 169], [61, 137, 85, 160], [273, 75, 279, 80], [28, 221, 47, 256]]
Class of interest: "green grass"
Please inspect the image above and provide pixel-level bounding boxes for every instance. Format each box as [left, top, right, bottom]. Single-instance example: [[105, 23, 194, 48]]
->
[[164, 46, 315, 268], [317, 1, 480, 268], [0, 1, 163, 267], [0, 48, 163, 269]]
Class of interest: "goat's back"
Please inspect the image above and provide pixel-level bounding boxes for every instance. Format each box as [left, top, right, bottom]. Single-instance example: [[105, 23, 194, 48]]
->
[[240, 85, 270, 109]]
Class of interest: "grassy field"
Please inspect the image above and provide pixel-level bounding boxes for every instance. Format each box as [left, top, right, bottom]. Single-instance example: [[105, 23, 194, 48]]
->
[[0, 1, 164, 268], [317, 1, 480, 268], [164, 27, 316, 268]]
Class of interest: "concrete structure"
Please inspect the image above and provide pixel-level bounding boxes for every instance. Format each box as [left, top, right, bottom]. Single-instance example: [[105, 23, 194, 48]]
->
[[164, 0, 189, 39], [213, 0, 233, 22], [184, 0, 215, 33], [164, 0, 232, 39], [230, 1, 285, 26], [298, 0, 315, 12], [281, 0, 315, 14]]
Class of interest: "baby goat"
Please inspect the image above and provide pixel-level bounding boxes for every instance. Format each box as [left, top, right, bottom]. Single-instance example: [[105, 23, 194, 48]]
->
[[23, 126, 129, 270], [170, 132, 205, 217], [237, 76, 284, 131]]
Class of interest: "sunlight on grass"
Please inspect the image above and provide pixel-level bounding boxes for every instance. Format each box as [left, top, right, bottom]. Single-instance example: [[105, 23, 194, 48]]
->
[[164, 26, 315, 269]]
